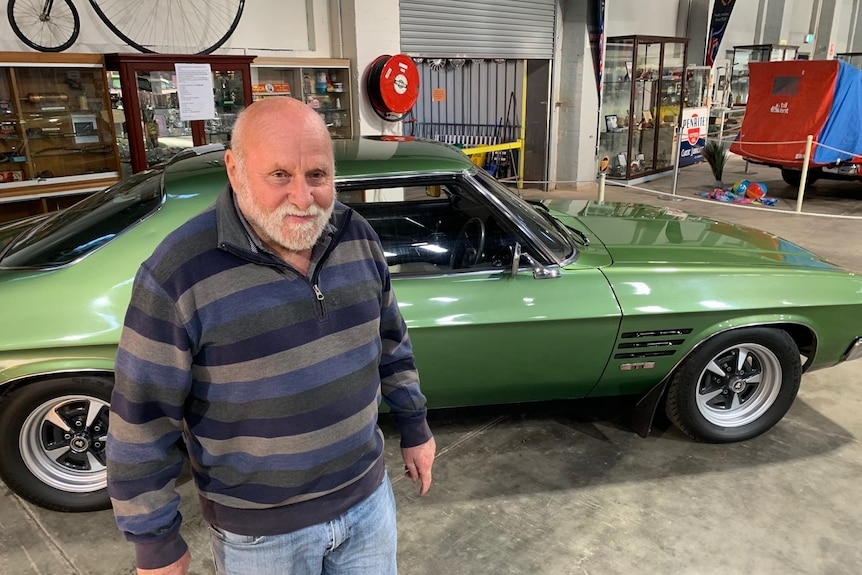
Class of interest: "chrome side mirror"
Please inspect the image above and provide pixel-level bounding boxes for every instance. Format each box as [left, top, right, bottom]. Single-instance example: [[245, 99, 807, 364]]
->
[[511, 242, 561, 279]]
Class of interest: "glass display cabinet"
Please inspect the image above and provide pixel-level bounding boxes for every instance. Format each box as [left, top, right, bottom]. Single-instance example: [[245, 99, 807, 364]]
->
[[105, 53, 254, 175], [729, 44, 798, 106], [0, 52, 121, 221], [251, 58, 353, 140], [684, 66, 711, 108], [599, 35, 688, 181]]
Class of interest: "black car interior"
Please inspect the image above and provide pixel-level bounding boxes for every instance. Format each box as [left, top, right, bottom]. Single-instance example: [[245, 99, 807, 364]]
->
[[344, 183, 518, 274]]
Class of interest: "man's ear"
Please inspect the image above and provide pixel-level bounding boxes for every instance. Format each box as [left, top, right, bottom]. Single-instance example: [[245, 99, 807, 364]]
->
[[224, 149, 239, 187]]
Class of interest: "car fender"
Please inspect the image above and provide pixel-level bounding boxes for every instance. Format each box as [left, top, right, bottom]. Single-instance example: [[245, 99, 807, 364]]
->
[[628, 317, 816, 437], [0, 347, 117, 392]]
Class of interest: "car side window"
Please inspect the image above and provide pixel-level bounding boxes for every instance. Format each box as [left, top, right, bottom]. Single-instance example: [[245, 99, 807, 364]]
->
[[0, 170, 163, 269], [343, 181, 519, 275]]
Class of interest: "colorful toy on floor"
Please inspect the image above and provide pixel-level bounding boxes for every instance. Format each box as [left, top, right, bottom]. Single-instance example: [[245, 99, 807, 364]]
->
[[732, 179, 750, 194], [746, 182, 766, 199], [700, 180, 778, 206]]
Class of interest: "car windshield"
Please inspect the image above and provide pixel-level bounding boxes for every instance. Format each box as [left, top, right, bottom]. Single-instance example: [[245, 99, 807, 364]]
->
[[472, 171, 574, 262], [0, 170, 164, 269]]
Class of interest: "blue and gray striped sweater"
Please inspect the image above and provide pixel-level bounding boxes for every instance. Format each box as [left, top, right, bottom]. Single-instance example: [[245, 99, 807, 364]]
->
[[107, 188, 431, 569]]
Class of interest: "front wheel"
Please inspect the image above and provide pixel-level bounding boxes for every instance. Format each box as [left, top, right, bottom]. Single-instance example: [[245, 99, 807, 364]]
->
[[8, 0, 80, 52], [665, 328, 801, 443], [0, 377, 113, 512], [88, 0, 245, 54]]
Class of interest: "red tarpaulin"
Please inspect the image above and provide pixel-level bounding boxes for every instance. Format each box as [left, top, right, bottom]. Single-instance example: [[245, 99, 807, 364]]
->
[[730, 60, 841, 168]]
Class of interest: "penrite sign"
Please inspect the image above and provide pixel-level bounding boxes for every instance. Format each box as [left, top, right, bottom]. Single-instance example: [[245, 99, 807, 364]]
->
[[679, 107, 709, 167]]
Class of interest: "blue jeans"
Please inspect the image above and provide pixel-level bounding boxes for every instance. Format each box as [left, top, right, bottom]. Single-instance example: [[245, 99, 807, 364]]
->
[[208, 473, 397, 575]]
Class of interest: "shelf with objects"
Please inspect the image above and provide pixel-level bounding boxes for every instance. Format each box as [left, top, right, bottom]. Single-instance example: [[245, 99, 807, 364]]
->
[[251, 58, 353, 140], [0, 52, 121, 223], [729, 44, 798, 106], [707, 107, 746, 143], [598, 35, 688, 182], [104, 53, 255, 175]]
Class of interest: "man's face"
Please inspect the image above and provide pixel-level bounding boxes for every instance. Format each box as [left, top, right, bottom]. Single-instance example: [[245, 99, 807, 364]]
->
[[227, 131, 336, 253]]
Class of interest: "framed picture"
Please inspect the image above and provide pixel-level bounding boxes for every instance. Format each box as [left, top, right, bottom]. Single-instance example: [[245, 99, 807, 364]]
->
[[70, 113, 99, 144], [605, 114, 619, 131]]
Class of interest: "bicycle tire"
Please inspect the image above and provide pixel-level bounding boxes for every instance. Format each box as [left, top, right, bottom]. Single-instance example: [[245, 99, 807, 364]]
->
[[8, 0, 80, 52], [87, 0, 245, 54]]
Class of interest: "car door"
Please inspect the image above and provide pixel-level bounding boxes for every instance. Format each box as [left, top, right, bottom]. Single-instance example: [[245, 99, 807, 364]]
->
[[344, 176, 621, 409]]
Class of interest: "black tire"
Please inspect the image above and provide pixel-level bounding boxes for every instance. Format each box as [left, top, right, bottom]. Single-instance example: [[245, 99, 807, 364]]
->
[[87, 0, 245, 54], [0, 377, 113, 512], [665, 328, 801, 443], [8, 0, 80, 52], [781, 167, 821, 187]]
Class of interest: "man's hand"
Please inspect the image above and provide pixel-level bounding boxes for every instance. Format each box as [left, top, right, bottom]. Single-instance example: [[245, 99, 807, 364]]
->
[[137, 550, 191, 575], [401, 436, 436, 495]]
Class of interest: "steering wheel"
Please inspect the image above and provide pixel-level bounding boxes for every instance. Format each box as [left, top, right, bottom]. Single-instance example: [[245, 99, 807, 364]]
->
[[449, 217, 486, 269]]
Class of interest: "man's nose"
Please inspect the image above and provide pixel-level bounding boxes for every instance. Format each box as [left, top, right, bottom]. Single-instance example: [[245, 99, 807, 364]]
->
[[289, 181, 315, 210]]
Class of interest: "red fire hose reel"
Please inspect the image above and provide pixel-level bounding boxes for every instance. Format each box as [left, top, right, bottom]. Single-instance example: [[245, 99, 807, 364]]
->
[[365, 54, 420, 121]]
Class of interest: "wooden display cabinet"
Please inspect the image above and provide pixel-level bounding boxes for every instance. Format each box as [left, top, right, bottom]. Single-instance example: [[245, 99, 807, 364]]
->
[[105, 53, 255, 174], [0, 52, 121, 221]]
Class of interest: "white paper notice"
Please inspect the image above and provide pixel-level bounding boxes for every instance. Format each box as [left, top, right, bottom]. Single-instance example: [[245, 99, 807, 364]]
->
[[175, 63, 216, 121]]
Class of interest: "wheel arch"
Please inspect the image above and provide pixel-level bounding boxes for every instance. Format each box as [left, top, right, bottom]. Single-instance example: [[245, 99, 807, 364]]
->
[[632, 320, 815, 438], [0, 368, 115, 403]]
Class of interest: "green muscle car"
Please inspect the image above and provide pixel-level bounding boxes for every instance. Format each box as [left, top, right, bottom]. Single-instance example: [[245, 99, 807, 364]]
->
[[1, 137, 861, 512]]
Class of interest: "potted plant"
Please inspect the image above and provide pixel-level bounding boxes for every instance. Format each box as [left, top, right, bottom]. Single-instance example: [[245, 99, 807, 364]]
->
[[702, 139, 729, 190]]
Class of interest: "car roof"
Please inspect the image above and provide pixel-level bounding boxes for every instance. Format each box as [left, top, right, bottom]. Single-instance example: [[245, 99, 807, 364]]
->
[[165, 136, 476, 184], [333, 136, 476, 178]]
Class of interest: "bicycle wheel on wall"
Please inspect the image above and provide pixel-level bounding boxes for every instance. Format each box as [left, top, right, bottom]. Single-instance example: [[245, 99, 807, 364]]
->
[[87, 0, 245, 54], [8, 0, 81, 52]]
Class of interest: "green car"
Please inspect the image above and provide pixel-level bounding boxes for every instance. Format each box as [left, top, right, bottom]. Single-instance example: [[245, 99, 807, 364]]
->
[[1, 137, 861, 512]]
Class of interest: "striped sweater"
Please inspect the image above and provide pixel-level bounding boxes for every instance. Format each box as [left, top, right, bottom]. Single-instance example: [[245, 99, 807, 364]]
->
[[107, 188, 432, 570]]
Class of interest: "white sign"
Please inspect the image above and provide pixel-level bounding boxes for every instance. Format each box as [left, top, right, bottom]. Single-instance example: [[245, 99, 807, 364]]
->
[[174, 63, 215, 121], [681, 106, 709, 145]]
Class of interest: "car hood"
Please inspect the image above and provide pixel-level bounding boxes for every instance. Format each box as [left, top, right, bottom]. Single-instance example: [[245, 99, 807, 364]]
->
[[545, 199, 841, 271]]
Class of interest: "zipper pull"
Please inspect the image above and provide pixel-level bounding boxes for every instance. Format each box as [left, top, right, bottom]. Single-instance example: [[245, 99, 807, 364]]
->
[[312, 284, 324, 301]]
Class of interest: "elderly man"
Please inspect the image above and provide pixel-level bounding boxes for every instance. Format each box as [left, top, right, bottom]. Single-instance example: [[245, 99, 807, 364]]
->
[[107, 97, 436, 575]]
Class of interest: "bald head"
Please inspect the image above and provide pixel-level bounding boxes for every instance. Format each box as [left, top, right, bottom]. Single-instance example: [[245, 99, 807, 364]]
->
[[230, 97, 332, 166]]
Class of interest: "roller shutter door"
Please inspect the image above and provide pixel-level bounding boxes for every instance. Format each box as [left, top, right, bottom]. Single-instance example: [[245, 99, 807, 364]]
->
[[400, 0, 556, 60]]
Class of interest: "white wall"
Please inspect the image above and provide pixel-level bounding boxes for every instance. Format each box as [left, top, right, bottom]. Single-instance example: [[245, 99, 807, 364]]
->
[[1, 0, 332, 56], [606, 0, 681, 37], [335, 0, 403, 136]]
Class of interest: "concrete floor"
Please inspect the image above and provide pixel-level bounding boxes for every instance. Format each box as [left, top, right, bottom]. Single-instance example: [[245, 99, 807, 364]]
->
[[3, 157, 862, 575]]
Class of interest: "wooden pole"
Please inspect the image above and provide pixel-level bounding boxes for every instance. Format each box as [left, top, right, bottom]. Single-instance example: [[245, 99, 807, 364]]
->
[[795, 135, 814, 213]]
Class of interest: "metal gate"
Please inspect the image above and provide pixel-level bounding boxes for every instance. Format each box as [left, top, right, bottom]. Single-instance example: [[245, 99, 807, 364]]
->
[[406, 58, 524, 181]]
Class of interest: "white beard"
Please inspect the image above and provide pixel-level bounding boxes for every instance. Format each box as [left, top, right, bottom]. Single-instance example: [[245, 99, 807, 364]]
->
[[236, 185, 335, 252]]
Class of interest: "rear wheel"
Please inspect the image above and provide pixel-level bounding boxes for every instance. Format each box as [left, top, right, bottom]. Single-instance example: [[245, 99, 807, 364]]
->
[[781, 167, 821, 187], [0, 377, 113, 512], [665, 328, 801, 443]]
